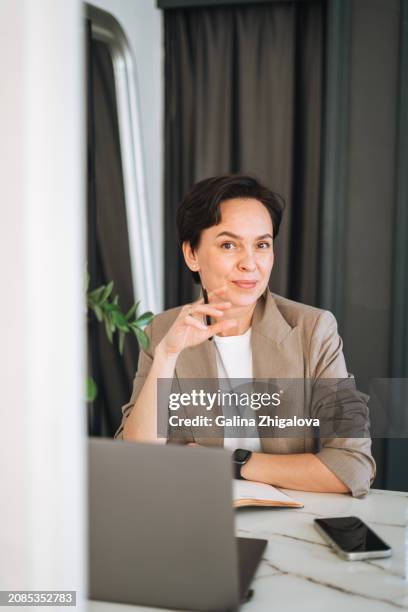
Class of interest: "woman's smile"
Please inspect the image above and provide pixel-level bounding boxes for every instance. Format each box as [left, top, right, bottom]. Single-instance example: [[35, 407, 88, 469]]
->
[[230, 280, 258, 290]]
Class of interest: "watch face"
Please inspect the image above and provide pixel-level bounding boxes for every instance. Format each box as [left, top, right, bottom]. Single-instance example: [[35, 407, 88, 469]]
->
[[234, 449, 251, 464]]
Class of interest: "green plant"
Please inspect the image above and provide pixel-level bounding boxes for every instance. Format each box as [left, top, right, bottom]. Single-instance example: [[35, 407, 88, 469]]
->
[[86, 275, 154, 402]]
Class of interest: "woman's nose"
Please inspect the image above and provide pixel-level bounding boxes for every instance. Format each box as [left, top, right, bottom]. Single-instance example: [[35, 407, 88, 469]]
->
[[237, 252, 257, 271]]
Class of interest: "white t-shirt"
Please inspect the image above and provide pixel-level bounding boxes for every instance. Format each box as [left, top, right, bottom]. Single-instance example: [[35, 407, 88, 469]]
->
[[213, 328, 261, 453]]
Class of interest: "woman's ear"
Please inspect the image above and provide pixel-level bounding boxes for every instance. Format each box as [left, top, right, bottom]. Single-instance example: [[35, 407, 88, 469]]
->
[[182, 241, 200, 273]]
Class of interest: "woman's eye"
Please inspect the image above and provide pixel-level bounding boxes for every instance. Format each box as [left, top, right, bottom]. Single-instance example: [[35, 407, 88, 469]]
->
[[258, 242, 271, 249], [221, 242, 235, 250]]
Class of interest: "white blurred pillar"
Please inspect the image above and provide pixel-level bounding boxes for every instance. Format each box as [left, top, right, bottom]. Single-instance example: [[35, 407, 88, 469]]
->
[[0, 0, 85, 607]]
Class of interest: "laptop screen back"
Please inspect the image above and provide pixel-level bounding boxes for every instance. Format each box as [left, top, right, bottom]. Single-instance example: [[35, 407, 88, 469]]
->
[[88, 439, 240, 611]]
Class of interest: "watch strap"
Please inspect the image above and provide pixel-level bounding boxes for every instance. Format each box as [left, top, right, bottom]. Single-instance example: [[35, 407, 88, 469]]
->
[[233, 449, 252, 479]]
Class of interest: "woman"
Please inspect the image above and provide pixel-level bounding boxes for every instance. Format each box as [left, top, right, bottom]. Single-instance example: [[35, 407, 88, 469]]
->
[[115, 175, 375, 498]]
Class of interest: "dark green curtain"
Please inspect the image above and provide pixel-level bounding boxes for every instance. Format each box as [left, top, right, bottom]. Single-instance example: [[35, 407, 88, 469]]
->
[[164, 1, 324, 308]]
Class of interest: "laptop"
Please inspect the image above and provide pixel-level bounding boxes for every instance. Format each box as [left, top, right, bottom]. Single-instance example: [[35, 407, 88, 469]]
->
[[88, 438, 267, 611]]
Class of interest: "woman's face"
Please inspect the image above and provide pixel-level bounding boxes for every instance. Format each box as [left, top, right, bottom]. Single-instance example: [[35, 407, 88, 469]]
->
[[184, 198, 275, 307]]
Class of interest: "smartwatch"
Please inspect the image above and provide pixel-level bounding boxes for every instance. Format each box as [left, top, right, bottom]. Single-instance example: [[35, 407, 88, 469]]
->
[[232, 449, 252, 479]]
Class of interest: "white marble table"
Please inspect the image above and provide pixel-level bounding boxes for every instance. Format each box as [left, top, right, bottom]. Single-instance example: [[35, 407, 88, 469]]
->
[[89, 488, 408, 612]]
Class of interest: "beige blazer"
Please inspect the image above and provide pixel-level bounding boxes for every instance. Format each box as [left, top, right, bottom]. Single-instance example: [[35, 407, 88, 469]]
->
[[115, 289, 376, 497]]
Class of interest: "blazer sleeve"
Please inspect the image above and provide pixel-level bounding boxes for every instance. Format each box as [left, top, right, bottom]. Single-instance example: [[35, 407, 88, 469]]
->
[[113, 319, 193, 444], [114, 322, 155, 440], [310, 311, 376, 498]]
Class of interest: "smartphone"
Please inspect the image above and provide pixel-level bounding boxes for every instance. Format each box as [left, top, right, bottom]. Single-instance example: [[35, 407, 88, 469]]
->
[[314, 516, 392, 561]]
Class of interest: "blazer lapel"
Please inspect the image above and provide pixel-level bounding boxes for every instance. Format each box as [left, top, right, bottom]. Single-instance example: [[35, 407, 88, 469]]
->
[[251, 289, 303, 379], [251, 290, 305, 454]]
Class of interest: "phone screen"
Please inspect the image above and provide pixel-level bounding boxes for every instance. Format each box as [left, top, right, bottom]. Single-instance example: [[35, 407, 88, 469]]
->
[[315, 516, 391, 553]]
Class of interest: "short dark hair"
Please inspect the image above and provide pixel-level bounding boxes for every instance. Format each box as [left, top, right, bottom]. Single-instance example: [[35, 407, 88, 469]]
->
[[176, 174, 285, 284]]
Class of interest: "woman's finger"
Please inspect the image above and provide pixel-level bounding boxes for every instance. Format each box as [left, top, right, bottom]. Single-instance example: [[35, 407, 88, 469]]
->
[[190, 305, 226, 318], [184, 315, 208, 330], [196, 301, 231, 310], [183, 314, 237, 337], [206, 319, 237, 336]]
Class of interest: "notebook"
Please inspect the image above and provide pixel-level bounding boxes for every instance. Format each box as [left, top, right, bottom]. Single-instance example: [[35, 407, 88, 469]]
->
[[233, 480, 304, 508]]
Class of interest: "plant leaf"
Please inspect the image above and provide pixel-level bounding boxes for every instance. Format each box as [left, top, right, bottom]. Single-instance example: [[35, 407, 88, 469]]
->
[[134, 326, 149, 351], [101, 281, 114, 303], [93, 304, 103, 322], [135, 311, 154, 328], [111, 311, 128, 330], [87, 376, 98, 402], [104, 302, 118, 313], [125, 302, 139, 321], [88, 285, 105, 303], [104, 317, 113, 342], [118, 330, 125, 355]]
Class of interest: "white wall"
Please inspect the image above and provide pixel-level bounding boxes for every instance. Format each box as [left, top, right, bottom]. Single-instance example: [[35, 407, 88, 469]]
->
[[0, 0, 86, 604], [89, 0, 164, 309]]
